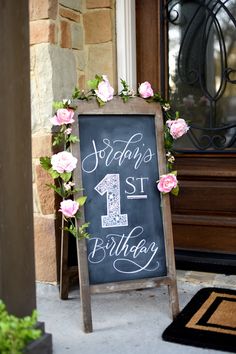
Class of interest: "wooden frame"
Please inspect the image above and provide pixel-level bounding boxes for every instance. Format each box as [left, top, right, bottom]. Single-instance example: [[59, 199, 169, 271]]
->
[[65, 97, 179, 332]]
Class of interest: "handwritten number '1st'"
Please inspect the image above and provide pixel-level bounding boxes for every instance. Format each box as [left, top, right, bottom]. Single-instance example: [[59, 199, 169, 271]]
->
[[94, 174, 128, 228]]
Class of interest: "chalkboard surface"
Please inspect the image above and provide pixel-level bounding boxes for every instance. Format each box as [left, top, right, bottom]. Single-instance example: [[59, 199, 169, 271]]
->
[[79, 114, 167, 285]]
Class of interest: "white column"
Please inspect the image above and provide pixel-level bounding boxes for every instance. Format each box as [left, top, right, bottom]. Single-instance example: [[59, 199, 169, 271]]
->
[[116, 0, 137, 92]]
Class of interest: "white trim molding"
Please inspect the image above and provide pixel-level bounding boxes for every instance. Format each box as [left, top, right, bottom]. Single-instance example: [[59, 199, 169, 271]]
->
[[116, 0, 137, 92]]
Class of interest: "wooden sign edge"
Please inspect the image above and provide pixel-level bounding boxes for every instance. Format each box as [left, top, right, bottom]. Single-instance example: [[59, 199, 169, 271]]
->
[[71, 97, 179, 332]]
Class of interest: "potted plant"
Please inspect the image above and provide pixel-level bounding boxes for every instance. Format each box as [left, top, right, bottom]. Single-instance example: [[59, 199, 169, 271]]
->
[[0, 299, 45, 354]]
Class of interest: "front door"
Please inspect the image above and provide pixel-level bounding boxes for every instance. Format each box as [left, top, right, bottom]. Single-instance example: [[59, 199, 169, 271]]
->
[[136, 0, 236, 271]]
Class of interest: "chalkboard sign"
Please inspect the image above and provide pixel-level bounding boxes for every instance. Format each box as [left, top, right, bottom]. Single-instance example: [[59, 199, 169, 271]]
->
[[71, 97, 179, 332], [79, 114, 167, 284]]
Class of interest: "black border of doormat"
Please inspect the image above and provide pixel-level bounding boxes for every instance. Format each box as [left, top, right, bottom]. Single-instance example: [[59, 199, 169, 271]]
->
[[162, 287, 236, 353]]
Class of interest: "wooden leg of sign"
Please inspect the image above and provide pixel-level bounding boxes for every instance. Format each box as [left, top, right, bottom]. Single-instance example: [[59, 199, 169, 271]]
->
[[76, 238, 93, 333], [59, 221, 69, 300], [168, 279, 180, 319], [161, 196, 180, 319]]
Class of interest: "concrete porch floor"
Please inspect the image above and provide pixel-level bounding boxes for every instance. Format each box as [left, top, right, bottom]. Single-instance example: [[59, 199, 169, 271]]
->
[[36, 270, 236, 354]]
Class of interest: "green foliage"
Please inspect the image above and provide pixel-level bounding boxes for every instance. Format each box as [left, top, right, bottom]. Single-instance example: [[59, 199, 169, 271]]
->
[[78, 222, 90, 239], [168, 171, 179, 196], [72, 87, 81, 99], [59, 172, 72, 183], [53, 99, 76, 110], [72, 87, 88, 101], [52, 129, 79, 147], [63, 221, 90, 239], [48, 168, 60, 180], [39, 156, 51, 171], [76, 196, 87, 206], [52, 101, 64, 110], [87, 75, 102, 91], [96, 96, 106, 107], [152, 92, 167, 105], [67, 134, 79, 144], [119, 78, 134, 103], [46, 183, 81, 199], [121, 95, 130, 103], [171, 185, 179, 196], [120, 78, 129, 91], [52, 132, 65, 147], [164, 128, 174, 151], [63, 224, 78, 238], [0, 300, 41, 354]]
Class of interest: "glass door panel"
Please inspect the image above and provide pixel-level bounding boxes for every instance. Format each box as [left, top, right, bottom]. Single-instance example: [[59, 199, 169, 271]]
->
[[167, 0, 236, 151]]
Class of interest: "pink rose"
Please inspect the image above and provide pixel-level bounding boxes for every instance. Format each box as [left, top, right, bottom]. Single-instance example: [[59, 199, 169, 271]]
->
[[51, 151, 77, 173], [95, 76, 114, 102], [138, 81, 154, 98], [50, 108, 75, 126], [157, 173, 178, 193], [59, 199, 79, 218], [166, 118, 189, 139]]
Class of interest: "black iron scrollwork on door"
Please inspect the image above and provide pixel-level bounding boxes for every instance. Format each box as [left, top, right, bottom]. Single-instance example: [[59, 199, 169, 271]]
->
[[166, 0, 236, 151]]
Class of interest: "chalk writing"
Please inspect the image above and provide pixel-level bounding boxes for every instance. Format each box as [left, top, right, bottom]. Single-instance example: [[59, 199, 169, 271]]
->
[[82, 133, 155, 173], [79, 114, 167, 284], [87, 226, 160, 274], [125, 176, 149, 195], [94, 174, 128, 228]]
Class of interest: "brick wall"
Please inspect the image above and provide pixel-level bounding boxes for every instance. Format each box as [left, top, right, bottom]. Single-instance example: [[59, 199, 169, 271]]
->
[[30, 0, 116, 282]]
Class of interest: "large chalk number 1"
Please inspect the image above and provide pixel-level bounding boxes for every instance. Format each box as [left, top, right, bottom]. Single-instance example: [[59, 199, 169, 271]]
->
[[94, 174, 128, 228]]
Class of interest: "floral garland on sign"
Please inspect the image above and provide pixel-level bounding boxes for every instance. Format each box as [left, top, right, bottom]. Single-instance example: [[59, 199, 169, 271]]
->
[[40, 75, 189, 239], [40, 101, 90, 239]]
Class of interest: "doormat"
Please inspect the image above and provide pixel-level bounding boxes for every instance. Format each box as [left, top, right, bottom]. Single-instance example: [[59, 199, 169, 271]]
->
[[162, 287, 236, 353]]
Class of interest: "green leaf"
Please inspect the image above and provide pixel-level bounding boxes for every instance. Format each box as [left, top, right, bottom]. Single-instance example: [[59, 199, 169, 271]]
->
[[64, 222, 90, 239], [175, 111, 180, 118], [171, 185, 179, 196], [64, 225, 77, 237], [40, 156, 51, 171], [72, 87, 80, 99], [164, 139, 173, 150], [167, 162, 173, 172], [120, 93, 130, 103], [87, 79, 99, 90], [95, 74, 103, 81], [72, 87, 89, 101], [88, 75, 103, 91], [60, 172, 72, 182], [164, 129, 173, 150], [78, 222, 90, 239], [120, 78, 129, 91], [53, 132, 65, 146], [152, 92, 162, 103], [76, 196, 87, 206], [68, 134, 79, 143], [96, 96, 106, 107], [48, 168, 60, 179], [0, 300, 41, 352], [52, 101, 64, 110], [171, 170, 177, 176]]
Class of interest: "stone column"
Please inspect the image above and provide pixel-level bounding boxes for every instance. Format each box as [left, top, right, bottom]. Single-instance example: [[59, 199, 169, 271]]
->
[[0, 0, 36, 317], [30, 0, 117, 283]]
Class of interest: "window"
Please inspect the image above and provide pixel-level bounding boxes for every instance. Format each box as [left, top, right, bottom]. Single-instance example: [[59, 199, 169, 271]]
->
[[167, 0, 236, 152]]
